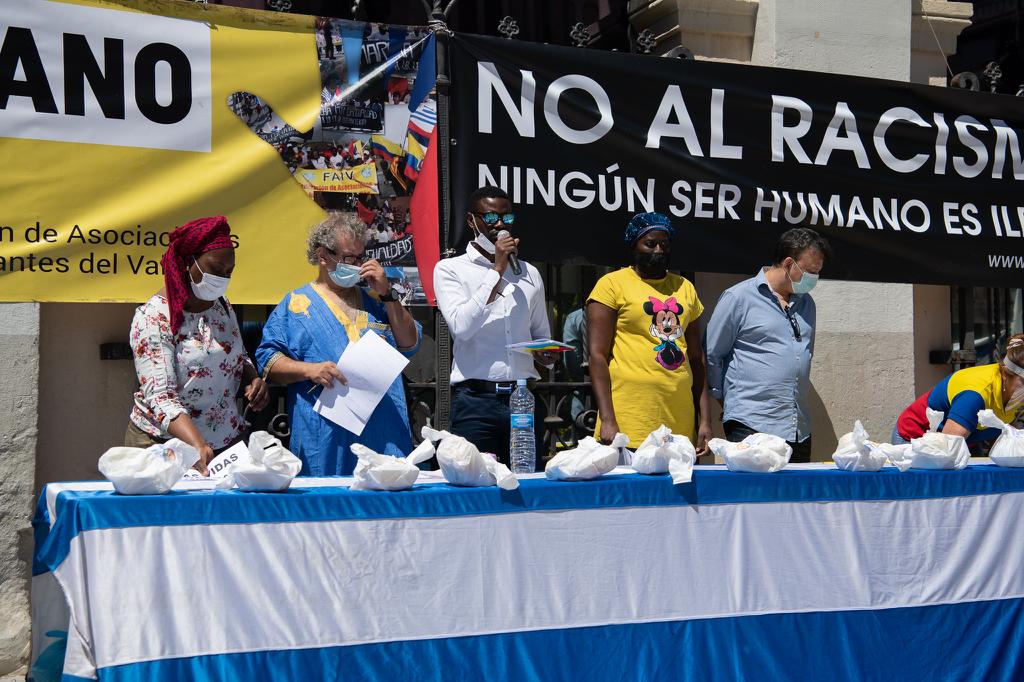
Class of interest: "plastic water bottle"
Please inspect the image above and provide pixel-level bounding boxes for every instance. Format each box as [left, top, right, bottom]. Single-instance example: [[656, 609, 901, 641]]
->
[[509, 379, 536, 474]]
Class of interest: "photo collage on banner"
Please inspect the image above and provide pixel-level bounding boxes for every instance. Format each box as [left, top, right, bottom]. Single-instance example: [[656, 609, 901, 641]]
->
[[230, 19, 436, 304]]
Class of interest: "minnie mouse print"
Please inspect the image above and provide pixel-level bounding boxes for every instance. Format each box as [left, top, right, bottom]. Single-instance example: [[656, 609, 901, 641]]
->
[[643, 295, 685, 370]]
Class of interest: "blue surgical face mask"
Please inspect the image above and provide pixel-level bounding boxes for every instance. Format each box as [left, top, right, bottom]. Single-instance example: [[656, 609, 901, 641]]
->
[[329, 262, 362, 288], [788, 261, 819, 294]]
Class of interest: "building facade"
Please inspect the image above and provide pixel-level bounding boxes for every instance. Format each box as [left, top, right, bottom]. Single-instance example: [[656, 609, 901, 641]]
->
[[0, 0, 988, 676]]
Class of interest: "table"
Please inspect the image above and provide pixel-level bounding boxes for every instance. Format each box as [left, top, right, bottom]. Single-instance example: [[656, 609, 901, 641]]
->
[[30, 463, 1024, 681]]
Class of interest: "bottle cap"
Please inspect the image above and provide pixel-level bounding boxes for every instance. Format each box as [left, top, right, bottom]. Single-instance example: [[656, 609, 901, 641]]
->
[[517, 378, 527, 387]]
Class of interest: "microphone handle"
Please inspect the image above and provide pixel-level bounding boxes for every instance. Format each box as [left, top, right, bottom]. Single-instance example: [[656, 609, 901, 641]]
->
[[496, 229, 522, 275]]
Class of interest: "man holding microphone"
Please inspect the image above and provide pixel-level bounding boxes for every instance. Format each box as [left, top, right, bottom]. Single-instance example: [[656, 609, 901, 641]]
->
[[433, 186, 556, 466]]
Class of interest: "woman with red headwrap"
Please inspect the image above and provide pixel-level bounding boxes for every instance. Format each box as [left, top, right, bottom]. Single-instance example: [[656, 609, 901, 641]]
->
[[126, 216, 268, 474]]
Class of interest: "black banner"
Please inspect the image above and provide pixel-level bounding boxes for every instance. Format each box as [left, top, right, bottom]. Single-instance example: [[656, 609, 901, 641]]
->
[[450, 34, 1024, 287], [366, 233, 415, 264], [321, 102, 384, 131]]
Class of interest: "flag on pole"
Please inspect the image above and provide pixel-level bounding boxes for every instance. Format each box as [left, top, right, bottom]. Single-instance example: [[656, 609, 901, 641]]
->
[[407, 34, 436, 112], [403, 100, 434, 180], [403, 132, 426, 180], [370, 134, 404, 162], [410, 125, 439, 306], [408, 100, 436, 138], [355, 200, 377, 225]]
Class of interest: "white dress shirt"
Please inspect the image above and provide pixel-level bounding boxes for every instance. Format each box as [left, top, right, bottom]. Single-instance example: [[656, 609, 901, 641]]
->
[[433, 244, 551, 383]]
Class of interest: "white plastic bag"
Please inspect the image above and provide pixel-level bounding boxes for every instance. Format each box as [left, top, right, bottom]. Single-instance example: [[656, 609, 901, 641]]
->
[[907, 408, 970, 470], [349, 441, 434, 491], [977, 410, 1024, 467], [98, 438, 199, 495], [708, 433, 792, 473], [875, 442, 913, 472], [420, 427, 519, 490], [831, 421, 888, 472], [631, 425, 697, 484], [545, 433, 628, 481], [216, 431, 302, 492]]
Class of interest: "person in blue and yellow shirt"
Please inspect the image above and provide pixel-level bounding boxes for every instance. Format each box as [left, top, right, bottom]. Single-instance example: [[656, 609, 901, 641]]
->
[[894, 334, 1024, 446]]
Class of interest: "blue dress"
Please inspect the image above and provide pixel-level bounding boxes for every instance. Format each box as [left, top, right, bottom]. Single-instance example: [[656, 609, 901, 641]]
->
[[255, 283, 421, 475]]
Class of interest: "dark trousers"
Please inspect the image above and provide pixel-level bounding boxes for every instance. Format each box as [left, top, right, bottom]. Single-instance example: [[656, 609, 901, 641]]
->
[[724, 420, 812, 463], [450, 384, 547, 471]]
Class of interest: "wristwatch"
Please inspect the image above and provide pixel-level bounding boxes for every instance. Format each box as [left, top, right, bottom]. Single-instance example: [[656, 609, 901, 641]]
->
[[379, 289, 398, 303]]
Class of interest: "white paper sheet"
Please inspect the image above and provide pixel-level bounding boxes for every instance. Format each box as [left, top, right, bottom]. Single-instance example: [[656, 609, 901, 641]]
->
[[313, 331, 409, 436], [181, 440, 252, 480]]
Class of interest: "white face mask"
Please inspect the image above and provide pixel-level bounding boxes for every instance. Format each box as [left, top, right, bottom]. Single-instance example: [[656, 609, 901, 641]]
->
[[471, 216, 496, 255], [190, 259, 230, 301]]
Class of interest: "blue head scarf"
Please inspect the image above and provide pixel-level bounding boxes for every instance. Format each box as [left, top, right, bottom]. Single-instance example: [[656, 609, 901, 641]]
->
[[624, 212, 675, 246]]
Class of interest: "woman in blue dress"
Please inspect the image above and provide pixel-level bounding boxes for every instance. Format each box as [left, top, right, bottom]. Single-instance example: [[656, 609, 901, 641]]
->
[[256, 212, 421, 475]]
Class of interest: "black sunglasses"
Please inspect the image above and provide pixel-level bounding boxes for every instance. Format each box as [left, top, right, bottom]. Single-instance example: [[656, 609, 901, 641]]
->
[[473, 211, 516, 227], [784, 306, 802, 341]]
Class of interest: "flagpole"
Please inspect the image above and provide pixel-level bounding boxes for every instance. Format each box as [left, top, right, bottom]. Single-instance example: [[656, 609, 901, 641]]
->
[[430, 1, 456, 430]]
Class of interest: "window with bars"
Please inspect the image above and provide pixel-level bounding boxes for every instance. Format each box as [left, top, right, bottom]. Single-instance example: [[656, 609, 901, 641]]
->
[[950, 286, 1024, 369]]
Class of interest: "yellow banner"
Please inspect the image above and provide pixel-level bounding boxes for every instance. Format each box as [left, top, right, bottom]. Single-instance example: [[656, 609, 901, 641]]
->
[[0, 0, 324, 303], [293, 163, 380, 194]]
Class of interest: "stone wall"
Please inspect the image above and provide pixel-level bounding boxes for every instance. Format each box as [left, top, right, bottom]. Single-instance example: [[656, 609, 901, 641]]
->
[[0, 304, 40, 678]]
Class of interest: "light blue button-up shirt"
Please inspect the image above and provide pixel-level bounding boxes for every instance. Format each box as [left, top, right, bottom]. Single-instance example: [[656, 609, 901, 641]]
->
[[704, 268, 815, 442]]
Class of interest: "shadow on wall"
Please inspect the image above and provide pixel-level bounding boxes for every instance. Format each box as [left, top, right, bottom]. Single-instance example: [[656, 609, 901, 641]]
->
[[808, 382, 838, 461], [37, 303, 139, 491]]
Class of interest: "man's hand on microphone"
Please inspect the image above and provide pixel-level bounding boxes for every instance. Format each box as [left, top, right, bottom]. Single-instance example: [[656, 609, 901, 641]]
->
[[493, 233, 519, 276]]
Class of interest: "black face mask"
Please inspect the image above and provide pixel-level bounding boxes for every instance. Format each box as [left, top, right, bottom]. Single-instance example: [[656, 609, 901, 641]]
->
[[635, 251, 669, 272]]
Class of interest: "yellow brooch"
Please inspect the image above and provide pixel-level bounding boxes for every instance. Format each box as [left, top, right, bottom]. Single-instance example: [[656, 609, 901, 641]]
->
[[288, 292, 311, 317]]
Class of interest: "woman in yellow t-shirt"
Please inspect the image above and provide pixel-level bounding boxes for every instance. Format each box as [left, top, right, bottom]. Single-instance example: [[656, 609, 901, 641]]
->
[[587, 212, 712, 451]]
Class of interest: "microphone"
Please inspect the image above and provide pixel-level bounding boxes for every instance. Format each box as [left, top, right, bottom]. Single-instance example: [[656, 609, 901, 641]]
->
[[496, 229, 521, 275]]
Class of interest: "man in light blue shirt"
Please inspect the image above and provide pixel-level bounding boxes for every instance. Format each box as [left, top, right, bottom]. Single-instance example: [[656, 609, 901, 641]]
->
[[704, 228, 830, 462]]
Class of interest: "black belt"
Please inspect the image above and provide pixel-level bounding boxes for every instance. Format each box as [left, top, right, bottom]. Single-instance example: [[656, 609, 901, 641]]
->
[[457, 379, 535, 395]]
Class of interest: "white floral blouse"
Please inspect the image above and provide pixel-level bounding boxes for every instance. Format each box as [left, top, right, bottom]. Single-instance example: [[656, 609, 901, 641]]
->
[[129, 294, 247, 449]]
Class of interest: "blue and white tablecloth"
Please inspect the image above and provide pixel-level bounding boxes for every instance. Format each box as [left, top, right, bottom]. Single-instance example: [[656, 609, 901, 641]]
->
[[30, 462, 1024, 681]]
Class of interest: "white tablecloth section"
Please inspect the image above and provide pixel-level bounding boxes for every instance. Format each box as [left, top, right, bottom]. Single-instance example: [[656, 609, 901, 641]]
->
[[30, 463, 1024, 681]]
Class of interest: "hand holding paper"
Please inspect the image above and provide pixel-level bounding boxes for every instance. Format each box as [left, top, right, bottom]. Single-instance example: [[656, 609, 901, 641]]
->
[[313, 331, 409, 436]]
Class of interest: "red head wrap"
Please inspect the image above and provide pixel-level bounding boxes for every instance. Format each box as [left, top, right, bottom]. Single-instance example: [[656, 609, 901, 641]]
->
[[161, 216, 234, 334]]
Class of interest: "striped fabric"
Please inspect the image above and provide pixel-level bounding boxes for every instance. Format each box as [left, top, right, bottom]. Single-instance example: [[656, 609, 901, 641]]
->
[[30, 464, 1024, 681]]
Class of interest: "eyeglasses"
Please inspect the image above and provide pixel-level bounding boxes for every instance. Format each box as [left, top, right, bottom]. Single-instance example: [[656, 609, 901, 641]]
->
[[325, 247, 366, 266], [473, 211, 516, 227], [784, 306, 802, 341]]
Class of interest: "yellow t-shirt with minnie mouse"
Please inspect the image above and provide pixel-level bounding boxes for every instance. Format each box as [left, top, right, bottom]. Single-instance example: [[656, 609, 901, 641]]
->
[[588, 267, 704, 448]]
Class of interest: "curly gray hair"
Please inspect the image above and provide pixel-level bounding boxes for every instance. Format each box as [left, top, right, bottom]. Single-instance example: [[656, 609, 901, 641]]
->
[[305, 212, 369, 265]]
